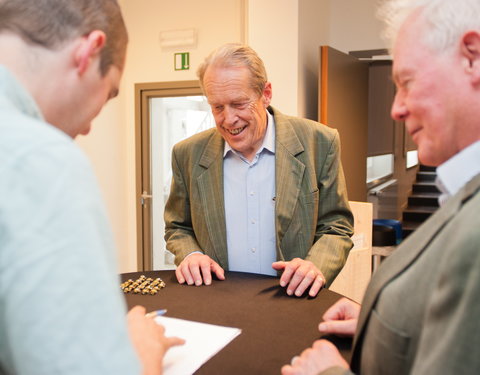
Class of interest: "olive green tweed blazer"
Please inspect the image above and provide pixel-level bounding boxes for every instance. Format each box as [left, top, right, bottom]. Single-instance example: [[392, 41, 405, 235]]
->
[[164, 107, 354, 285]]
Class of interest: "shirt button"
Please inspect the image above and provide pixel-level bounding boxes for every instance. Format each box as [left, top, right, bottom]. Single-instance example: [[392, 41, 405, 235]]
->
[[251, 219, 256, 224], [251, 247, 256, 253], [250, 191, 255, 196]]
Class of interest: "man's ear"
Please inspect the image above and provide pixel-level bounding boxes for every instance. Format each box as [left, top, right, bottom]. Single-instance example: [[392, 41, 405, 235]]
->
[[262, 81, 273, 108], [75, 30, 106, 75], [461, 31, 480, 84]]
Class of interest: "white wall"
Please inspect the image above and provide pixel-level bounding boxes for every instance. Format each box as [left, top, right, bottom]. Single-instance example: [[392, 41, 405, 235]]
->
[[122, 0, 244, 84], [247, 0, 298, 116], [328, 0, 385, 54], [76, 0, 388, 273]]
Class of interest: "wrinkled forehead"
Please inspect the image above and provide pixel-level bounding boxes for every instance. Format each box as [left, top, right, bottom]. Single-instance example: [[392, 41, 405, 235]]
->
[[204, 66, 256, 98]]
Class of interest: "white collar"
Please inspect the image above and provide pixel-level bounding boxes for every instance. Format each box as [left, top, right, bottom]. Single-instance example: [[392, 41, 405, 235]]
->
[[436, 140, 480, 203]]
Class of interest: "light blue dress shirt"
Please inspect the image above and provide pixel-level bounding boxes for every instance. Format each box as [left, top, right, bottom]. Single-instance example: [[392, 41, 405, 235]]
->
[[0, 66, 140, 375], [223, 111, 277, 276]]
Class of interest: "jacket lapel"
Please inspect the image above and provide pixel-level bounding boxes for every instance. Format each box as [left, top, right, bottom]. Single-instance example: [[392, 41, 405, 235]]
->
[[272, 107, 306, 257], [351, 173, 480, 366], [197, 132, 229, 268], [195, 107, 309, 266]]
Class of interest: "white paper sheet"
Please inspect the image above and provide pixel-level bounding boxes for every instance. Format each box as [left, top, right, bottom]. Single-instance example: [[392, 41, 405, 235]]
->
[[155, 316, 241, 375]]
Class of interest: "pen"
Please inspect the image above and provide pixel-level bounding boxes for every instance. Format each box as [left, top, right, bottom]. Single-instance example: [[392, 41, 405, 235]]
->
[[145, 309, 167, 318]]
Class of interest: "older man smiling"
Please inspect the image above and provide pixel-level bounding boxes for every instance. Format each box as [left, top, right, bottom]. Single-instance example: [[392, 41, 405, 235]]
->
[[164, 43, 354, 298]]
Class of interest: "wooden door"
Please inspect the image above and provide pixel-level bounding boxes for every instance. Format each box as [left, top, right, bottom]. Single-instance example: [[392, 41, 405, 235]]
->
[[319, 46, 369, 201]]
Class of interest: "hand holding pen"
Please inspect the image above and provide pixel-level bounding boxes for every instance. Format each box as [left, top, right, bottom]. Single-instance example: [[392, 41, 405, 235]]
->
[[127, 306, 185, 375], [145, 309, 167, 319]]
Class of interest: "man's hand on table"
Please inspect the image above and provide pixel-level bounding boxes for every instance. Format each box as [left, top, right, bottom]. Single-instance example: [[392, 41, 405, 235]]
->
[[281, 339, 349, 375], [272, 258, 326, 297], [127, 305, 185, 375], [175, 253, 225, 286], [281, 298, 358, 374], [319, 297, 360, 337]]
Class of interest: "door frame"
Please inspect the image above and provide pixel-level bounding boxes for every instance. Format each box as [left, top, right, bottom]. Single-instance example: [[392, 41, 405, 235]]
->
[[135, 80, 203, 271]]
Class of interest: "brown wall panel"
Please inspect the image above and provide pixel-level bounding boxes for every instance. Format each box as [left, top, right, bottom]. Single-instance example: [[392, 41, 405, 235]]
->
[[319, 46, 369, 201]]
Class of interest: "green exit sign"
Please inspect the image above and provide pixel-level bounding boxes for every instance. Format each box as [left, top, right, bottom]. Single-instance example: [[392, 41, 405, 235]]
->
[[174, 52, 190, 70]]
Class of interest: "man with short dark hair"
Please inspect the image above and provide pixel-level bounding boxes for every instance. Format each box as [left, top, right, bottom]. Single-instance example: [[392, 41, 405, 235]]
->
[[0, 1, 182, 374]]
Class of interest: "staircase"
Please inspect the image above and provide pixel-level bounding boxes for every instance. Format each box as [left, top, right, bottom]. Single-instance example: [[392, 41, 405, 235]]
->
[[402, 165, 441, 238]]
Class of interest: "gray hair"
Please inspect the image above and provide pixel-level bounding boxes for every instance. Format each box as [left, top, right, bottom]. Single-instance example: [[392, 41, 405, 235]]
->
[[378, 0, 480, 54], [197, 43, 268, 96], [0, 0, 128, 75]]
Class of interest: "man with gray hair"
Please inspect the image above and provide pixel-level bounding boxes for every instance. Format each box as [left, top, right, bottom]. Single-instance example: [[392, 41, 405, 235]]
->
[[282, 0, 480, 373], [0, 1, 182, 374], [165, 43, 354, 298]]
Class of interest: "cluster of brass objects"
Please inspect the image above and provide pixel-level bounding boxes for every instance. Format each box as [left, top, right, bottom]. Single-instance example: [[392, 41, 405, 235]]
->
[[121, 275, 165, 295]]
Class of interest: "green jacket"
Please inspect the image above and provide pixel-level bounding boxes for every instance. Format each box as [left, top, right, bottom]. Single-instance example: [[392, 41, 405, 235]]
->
[[164, 107, 353, 285], [327, 173, 480, 374]]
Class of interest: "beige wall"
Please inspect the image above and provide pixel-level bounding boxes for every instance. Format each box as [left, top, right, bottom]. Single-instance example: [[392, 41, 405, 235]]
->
[[247, 0, 298, 116], [329, 0, 385, 54], [75, 81, 131, 271], [76, 0, 388, 272]]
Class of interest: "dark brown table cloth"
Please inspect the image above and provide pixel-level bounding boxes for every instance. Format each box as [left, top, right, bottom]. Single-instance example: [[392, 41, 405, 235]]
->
[[121, 270, 352, 375]]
